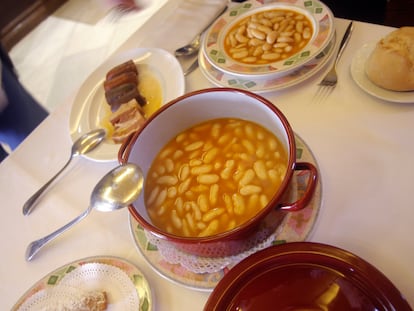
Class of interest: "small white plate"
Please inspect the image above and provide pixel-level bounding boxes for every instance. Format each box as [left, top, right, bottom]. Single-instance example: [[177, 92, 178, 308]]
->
[[69, 48, 185, 162], [12, 256, 152, 311], [351, 42, 414, 103]]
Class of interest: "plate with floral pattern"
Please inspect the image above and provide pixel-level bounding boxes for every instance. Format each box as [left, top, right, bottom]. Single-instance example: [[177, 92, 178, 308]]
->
[[200, 32, 335, 92], [12, 256, 152, 311], [202, 0, 335, 78]]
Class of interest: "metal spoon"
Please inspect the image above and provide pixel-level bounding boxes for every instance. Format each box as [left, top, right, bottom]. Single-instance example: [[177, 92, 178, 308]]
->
[[22, 129, 106, 216], [174, 5, 227, 57], [25, 163, 144, 261], [183, 58, 199, 76]]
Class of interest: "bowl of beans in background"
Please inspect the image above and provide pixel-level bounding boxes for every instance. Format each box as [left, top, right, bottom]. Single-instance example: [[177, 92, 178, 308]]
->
[[202, 1, 335, 79], [119, 88, 318, 257]]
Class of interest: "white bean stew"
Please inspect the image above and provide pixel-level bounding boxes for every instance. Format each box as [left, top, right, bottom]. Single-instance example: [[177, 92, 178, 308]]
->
[[145, 118, 288, 237]]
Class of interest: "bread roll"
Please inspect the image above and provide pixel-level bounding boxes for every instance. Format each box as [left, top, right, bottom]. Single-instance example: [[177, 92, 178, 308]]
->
[[365, 27, 414, 91]]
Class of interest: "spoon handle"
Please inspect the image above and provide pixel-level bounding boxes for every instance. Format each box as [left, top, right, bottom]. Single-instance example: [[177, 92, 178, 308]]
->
[[184, 58, 199, 76], [25, 206, 92, 261], [22, 156, 73, 216]]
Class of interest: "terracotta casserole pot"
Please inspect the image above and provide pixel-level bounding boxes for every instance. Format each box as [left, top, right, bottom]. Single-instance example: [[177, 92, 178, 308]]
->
[[119, 88, 318, 257]]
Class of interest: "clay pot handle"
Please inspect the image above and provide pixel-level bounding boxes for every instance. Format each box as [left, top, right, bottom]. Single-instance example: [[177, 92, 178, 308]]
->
[[279, 162, 318, 212]]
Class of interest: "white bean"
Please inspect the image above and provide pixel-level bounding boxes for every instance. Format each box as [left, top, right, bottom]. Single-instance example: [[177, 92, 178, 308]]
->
[[154, 189, 167, 206], [232, 193, 246, 215], [199, 219, 219, 237], [175, 197, 184, 216], [209, 184, 219, 206], [232, 50, 249, 59], [147, 186, 160, 205], [191, 202, 202, 220], [198, 194, 209, 212], [171, 210, 182, 229], [239, 169, 255, 186], [261, 52, 281, 60], [197, 174, 219, 184], [253, 160, 267, 180], [173, 150, 184, 159], [165, 158, 174, 173], [191, 164, 213, 175], [178, 178, 191, 194], [178, 164, 190, 181], [235, 33, 249, 43], [259, 194, 269, 208], [186, 213, 196, 232], [240, 185, 262, 196], [303, 27, 311, 39], [156, 175, 178, 186], [202, 208, 225, 222], [185, 141, 203, 151], [157, 205, 166, 216], [251, 28, 266, 40], [167, 186, 177, 198], [223, 194, 233, 215]]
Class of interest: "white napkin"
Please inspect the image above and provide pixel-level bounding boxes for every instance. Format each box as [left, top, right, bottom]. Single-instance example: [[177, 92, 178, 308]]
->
[[174, 0, 228, 43], [120, 0, 228, 54]]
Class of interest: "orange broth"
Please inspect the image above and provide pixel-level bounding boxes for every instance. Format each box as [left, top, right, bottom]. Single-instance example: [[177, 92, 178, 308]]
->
[[144, 118, 288, 237]]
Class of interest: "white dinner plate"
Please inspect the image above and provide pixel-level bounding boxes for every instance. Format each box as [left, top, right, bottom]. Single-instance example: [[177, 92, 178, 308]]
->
[[69, 48, 185, 162], [350, 42, 414, 103]]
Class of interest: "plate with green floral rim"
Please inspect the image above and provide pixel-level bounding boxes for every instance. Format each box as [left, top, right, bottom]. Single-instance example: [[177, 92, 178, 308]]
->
[[11, 256, 152, 311], [129, 133, 322, 291], [200, 32, 336, 92], [202, 0, 335, 78]]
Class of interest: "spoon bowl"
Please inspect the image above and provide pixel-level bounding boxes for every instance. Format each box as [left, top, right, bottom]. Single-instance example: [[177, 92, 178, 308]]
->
[[91, 163, 144, 212], [25, 163, 144, 261], [174, 37, 202, 57], [72, 128, 106, 156], [22, 128, 106, 216]]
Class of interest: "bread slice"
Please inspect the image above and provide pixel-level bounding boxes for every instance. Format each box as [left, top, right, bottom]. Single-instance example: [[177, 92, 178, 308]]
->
[[43, 290, 108, 311], [78, 290, 108, 311]]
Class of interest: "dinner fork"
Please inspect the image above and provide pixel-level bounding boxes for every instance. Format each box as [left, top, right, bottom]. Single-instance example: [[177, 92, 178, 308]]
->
[[313, 21, 354, 103]]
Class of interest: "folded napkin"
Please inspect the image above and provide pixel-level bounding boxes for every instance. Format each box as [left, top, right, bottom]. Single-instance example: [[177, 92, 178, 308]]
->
[[121, 0, 228, 54], [174, 0, 228, 43]]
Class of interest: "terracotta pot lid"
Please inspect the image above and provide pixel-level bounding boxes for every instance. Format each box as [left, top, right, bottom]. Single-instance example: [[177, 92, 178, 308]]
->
[[204, 242, 411, 311]]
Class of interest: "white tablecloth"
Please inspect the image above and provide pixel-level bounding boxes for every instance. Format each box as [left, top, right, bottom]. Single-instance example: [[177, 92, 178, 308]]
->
[[1, 0, 413, 310]]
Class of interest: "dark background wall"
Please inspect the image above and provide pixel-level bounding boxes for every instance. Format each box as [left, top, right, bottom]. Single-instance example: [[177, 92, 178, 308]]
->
[[0, 0, 67, 51], [1, 0, 413, 52]]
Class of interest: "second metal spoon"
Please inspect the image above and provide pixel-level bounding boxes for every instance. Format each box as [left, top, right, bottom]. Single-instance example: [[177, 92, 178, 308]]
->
[[25, 163, 144, 261], [22, 128, 106, 216]]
